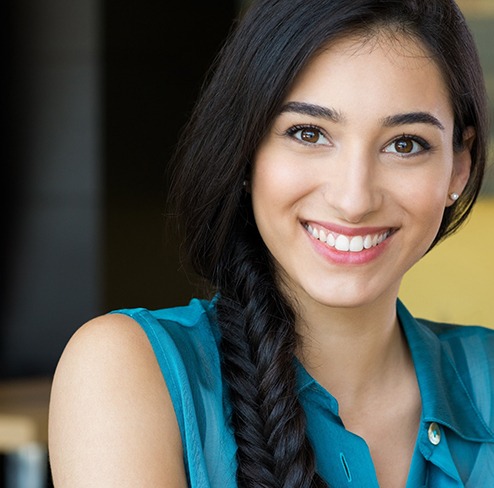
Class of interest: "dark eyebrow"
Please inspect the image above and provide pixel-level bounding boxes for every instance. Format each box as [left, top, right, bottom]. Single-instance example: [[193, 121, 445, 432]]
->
[[279, 103, 445, 131], [279, 101, 343, 123], [381, 112, 445, 131]]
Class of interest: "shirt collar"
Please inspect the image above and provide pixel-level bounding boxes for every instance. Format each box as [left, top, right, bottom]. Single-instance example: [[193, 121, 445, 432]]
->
[[295, 300, 494, 442], [397, 299, 494, 443]]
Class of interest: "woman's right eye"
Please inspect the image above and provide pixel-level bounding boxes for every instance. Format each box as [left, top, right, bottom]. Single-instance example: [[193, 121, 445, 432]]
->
[[286, 126, 330, 145]]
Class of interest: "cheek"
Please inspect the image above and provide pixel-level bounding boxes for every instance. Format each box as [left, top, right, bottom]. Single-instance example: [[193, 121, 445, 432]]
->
[[417, 169, 451, 208], [394, 157, 453, 207], [397, 168, 451, 245], [251, 152, 313, 212], [408, 182, 447, 211]]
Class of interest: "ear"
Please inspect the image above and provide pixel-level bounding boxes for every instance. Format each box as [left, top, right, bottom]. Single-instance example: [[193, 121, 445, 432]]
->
[[447, 127, 475, 207]]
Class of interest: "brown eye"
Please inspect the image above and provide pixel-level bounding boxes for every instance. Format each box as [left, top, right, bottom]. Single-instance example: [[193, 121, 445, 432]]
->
[[383, 135, 429, 156], [394, 137, 414, 153], [287, 125, 329, 145], [301, 128, 320, 143]]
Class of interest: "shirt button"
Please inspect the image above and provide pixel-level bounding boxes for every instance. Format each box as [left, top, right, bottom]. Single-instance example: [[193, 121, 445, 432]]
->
[[428, 422, 441, 445]]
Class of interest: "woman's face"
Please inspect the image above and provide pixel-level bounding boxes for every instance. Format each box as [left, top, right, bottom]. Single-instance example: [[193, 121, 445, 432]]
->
[[251, 33, 471, 313]]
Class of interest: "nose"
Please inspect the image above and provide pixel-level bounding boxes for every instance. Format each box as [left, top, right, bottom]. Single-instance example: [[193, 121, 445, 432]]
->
[[323, 149, 382, 223]]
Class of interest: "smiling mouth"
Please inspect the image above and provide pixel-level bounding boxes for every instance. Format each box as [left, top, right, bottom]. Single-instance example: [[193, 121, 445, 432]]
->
[[304, 223, 394, 252]]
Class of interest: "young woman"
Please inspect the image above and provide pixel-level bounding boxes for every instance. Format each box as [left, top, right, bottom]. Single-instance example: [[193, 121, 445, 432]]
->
[[49, 0, 493, 486]]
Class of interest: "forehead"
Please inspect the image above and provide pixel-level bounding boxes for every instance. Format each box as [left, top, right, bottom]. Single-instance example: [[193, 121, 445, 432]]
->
[[285, 32, 452, 119]]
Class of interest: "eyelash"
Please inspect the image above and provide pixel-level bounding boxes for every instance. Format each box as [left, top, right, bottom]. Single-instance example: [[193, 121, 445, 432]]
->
[[384, 134, 432, 157], [285, 124, 329, 145], [285, 125, 432, 157]]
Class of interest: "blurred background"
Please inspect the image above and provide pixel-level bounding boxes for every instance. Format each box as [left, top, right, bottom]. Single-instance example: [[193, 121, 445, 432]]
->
[[0, 0, 493, 486], [2, 0, 238, 380]]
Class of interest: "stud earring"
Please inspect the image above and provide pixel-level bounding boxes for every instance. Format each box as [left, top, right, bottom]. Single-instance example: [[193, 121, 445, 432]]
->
[[449, 192, 460, 201]]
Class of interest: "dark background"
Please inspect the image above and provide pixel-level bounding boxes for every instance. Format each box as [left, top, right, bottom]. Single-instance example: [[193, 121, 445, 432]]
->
[[2, 1, 237, 379]]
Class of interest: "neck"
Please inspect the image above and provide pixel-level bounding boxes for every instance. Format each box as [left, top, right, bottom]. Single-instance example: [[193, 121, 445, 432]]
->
[[296, 294, 411, 408]]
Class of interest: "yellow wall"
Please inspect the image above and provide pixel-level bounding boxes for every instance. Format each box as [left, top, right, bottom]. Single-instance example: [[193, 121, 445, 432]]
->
[[399, 198, 494, 328]]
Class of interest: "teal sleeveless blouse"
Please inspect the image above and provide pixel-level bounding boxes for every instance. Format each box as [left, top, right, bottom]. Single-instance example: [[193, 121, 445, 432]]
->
[[113, 299, 494, 487]]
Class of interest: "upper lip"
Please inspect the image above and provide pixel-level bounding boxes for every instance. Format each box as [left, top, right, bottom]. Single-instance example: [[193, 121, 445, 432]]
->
[[304, 220, 397, 236]]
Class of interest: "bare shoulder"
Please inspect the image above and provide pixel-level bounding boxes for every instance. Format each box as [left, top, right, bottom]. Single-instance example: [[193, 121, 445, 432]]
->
[[49, 313, 187, 487]]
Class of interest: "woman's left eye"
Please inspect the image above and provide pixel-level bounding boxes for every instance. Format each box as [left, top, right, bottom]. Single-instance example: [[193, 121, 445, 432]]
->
[[287, 126, 329, 145], [383, 135, 430, 156]]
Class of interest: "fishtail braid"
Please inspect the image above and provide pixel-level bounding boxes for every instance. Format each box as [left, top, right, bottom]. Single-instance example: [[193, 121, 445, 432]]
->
[[216, 238, 328, 487]]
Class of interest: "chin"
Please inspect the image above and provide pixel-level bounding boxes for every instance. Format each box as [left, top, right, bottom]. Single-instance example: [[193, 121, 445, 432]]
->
[[296, 283, 387, 312]]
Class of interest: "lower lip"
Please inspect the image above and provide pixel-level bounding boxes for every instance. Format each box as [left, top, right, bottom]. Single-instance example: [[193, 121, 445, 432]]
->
[[305, 227, 393, 265]]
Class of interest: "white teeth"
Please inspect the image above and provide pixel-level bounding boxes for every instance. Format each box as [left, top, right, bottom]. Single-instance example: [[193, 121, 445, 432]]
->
[[305, 224, 391, 253], [377, 232, 389, 244], [349, 236, 364, 252], [335, 235, 350, 251]]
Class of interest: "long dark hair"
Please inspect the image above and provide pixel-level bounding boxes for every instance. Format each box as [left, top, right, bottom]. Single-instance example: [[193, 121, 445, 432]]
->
[[170, 1, 488, 486]]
